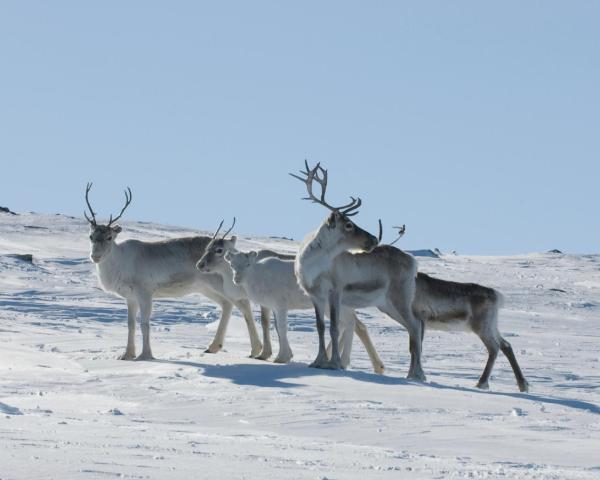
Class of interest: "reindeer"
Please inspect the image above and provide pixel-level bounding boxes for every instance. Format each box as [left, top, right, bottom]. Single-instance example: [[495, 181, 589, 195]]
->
[[84, 184, 263, 360], [412, 271, 529, 391], [196, 219, 295, 360], [292, 162, 425, 380], [222, 249, 385, 372]]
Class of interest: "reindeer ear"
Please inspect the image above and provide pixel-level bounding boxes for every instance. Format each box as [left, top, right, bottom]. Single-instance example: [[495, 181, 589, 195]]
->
[[230, 235, 237, 246], [249, 250, 258, 259], [112, 225, 122, 234]]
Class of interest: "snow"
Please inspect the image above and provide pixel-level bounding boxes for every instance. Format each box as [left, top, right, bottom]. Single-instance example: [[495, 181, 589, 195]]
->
[[1, 212, 599, 479]]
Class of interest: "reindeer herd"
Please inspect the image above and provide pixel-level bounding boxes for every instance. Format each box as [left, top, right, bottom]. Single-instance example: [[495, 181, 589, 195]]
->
[[84, 161, 529, 392]]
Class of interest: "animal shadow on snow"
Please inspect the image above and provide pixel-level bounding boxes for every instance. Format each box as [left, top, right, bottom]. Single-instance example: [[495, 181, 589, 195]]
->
[[156, 358, 411, 389], [157, 359, 600, 415]]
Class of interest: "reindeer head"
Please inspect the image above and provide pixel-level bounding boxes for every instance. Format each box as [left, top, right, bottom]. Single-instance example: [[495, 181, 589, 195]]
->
[[196, 218, 237, 273], [224, 250, 258, 285], [291, 161, 380, 253], [84, 183, 132, 263]]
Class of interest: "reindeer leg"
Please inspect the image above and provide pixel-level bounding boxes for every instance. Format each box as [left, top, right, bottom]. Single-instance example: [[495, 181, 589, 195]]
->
[[309, 301, 329, 368], [135, 293, 155, 361], [322, 291, 342, 370], [118, 299, 138, 360], [475, 335, 499, 390], [256, 306, 273, 360], [273, 306, 293, 363], [236, 299, 262, 358], [338, 308, 355, 370], [205, 300, 233, 353], [500, 338, 529, 392], [353, 315, 385, 374], [382, 296, 426, 381]]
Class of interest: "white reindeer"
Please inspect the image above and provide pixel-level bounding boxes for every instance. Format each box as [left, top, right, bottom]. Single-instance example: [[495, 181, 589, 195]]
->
[[224, 250, 385, 372], [84, 184, 263, 360], [196, 220, 295, 361], [292, 162, 425, 380]]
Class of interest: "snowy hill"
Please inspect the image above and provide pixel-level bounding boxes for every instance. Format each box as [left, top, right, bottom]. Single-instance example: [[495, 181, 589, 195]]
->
[[1, 212, 599, 479]]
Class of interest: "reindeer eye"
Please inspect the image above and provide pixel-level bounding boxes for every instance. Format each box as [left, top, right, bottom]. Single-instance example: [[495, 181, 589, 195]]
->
[[215, 248, 224, 255], [344, 222, 354, 230]]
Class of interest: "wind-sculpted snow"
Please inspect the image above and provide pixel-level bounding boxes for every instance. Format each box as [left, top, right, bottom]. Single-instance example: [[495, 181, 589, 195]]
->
[[0, 213, 599, 479]]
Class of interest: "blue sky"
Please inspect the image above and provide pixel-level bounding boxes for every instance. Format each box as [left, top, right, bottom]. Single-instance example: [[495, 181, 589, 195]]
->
[[1, 2, 598, 254]]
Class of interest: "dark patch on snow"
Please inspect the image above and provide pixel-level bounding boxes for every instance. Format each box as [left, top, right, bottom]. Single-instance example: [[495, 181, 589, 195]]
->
[[407, 249, 440, 258], [548, 249, 563, 254], [24, 225, 49, 230], [0, 206, 17, 215], [5, 253, 34, 263], [269, 235, 294, 241], [549, 288, 567, 293]]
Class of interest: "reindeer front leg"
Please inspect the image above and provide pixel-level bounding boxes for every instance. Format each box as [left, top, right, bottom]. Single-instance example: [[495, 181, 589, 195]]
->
[[235, 299, 263, 358], [205, 299, 233, 353], [135, 292, 155, 361], [273, 306, 293, 363], [324, 290, 342, 369], [309, 300, 329, 368], [118, 299, 138, 360], [256, 306, 273, 360]]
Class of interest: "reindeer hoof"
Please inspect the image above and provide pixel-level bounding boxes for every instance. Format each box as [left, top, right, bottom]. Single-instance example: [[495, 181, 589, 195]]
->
[[519, 381, 530, 393], [118, 351, 136, 360], [256, 350, 272, 361], [407, 371, 426, 382], [476, 381, 490, 390], [374, 364, 385, 375], [318, 359, 342, 370], [135, 352, 155, 361], [273, 354, 293, 364], [204, 344, 221, 354]]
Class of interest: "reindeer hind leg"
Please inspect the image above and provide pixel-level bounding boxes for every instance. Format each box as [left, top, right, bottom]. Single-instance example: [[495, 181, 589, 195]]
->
[[500, 337, 529, 392]]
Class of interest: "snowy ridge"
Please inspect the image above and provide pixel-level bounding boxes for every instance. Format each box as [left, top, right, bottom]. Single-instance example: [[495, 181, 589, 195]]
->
[[1, 212, 599, 479]]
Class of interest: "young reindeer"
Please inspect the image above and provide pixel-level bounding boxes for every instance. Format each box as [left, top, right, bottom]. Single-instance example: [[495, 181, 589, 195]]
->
[[413, 271, 529, 391], [84, 184, 263, 360], [292, 162, 425, 380], [196, 219, 296, 360], [224, 249, 385, 372]]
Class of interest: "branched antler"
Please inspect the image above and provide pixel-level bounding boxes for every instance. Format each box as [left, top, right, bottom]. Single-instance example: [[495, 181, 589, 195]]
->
[[84, 182, 97, 226], [289, 160, 362, 216], [389, 224, 406, 246], [107, 187, 132, 226]]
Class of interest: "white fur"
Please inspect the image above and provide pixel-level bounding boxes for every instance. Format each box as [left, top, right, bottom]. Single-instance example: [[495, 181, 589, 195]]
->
[[226, 250, 385, 372], [89, 227, 262, 360], [295, 212, 424, 379]]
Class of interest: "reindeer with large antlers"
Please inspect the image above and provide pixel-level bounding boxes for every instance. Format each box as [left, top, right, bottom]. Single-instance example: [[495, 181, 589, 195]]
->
[[195, 219, 385, 371], [84, 184, 263, 360], [292, 162, 425, 379]]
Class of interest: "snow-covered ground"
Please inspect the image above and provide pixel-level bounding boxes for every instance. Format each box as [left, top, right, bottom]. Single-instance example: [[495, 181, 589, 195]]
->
[[1, 212, 599, 479]]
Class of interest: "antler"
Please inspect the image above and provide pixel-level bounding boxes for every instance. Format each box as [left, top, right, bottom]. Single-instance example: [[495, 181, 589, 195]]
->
[[389, 224, 406, 246], [290, 160, 362, 217], [84, 182, 97, 226], [107, 187, 132, 226], [207, 217, 236, 248], [209, 219, 225, 244], [221, 217, 236, 239]]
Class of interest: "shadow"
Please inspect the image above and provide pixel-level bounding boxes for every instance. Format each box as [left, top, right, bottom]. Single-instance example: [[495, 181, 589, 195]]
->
[[155, 358, 600, 415], [154, 358, 412, 389], [426, 381, 600, 415], [0, 295, 221, 326]]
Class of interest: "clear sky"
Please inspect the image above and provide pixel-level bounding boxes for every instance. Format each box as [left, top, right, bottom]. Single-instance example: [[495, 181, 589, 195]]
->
[[1, 1, 598, 254]]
